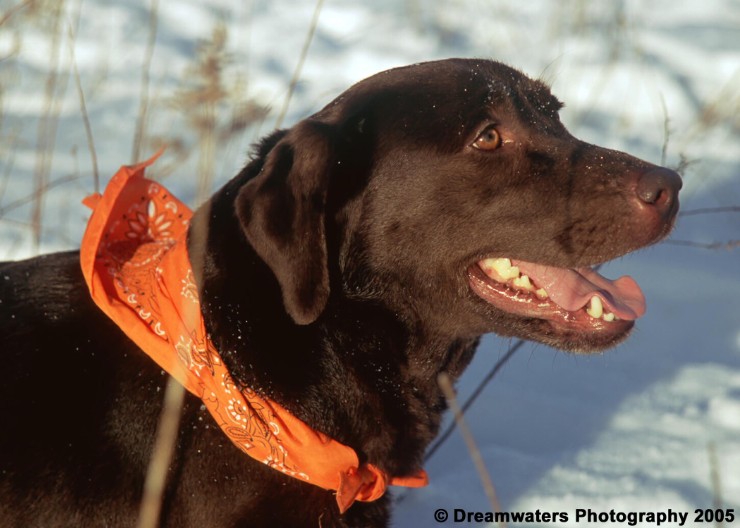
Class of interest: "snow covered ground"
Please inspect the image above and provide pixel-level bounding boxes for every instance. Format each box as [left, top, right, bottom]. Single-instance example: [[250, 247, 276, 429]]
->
[[1, 0, 738, 526]]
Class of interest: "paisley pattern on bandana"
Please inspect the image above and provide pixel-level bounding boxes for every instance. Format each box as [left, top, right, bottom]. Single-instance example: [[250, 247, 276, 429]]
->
[[79, 154, 428, 513]]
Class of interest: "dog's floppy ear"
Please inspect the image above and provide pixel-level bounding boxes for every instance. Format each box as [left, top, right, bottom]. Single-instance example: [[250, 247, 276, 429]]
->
[[236, 121, 333, 325]]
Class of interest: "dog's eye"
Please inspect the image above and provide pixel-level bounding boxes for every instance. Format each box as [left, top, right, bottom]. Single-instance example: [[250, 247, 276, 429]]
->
[[472, 127, 501, 151]]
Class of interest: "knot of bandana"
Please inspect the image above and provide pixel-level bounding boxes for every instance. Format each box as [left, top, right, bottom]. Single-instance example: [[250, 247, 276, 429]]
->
[[80, 154, 428, 513]]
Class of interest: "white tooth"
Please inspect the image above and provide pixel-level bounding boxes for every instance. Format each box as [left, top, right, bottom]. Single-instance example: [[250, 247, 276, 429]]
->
[[512, 274, 533, 291], [535, 288, 549, 299], [603, 312, 615, 322], [480, 257, 499, 270], [586, 295, 603, 319], [484, 258, 520, 280], [480, 258, 501, 275], [483, 259, 511, 272], [489, 258, 512, 277]]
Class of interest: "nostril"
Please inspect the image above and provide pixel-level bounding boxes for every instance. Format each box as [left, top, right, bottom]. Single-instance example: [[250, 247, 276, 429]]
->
[[635, 168, 682, 210]]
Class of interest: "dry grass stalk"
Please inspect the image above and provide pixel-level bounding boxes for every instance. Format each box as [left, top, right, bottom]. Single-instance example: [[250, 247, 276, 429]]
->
[[698, 73, 740, 133], [0, 131, 18, 206], [136, 192, 215, 528], [437, 372, 506, 528], [425, 341, 524, 465], [0, 0, 33, 27], [135, 157, 216, 528], [30, 0, 67, 252], [136, 18, 267, 526], [67, 22, 99, 193], [660, 94, 670, 167], [0, 172, 81, 218], [680, 206, 740, 217], [186, 23, 227, 200], [131, 0, 159, 164], [666, 239, 740, 251], [274, 0, 324, 129], [167, 22, 266, 198], [708, 442, 724, 528], [135, 378, 186, 528]]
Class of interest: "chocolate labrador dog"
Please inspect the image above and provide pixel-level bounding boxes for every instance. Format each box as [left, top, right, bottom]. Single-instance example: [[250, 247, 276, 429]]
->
[[0, 59, 680, 527]]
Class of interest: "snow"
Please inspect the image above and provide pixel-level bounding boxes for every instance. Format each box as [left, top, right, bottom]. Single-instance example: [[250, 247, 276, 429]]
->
[[1, 0, 738, 525]]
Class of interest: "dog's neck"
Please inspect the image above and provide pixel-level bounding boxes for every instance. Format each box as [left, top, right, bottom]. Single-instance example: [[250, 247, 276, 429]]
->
[[188, 174, 478, 479]]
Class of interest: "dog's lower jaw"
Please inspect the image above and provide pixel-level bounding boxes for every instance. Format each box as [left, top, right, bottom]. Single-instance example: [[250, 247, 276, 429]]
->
[[528, 317, 634, 353]]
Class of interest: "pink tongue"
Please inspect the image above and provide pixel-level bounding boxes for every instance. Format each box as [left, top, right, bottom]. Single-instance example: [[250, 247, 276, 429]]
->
[[514, 261, 646, 320]]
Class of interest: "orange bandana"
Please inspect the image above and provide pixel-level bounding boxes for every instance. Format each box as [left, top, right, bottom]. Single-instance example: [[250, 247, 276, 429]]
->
[[80, 155, 428, 513]]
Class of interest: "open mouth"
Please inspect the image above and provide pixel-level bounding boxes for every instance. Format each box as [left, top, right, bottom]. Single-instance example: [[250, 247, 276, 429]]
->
[[467, 257, 646, 343]]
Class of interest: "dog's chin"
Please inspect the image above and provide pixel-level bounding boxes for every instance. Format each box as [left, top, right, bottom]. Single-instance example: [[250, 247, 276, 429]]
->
[[518, 315, 634, 353], [466, 261, 639, 354]]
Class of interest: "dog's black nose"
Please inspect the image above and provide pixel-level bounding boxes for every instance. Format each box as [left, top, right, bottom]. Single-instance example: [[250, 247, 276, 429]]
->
[[635, 167, 682, 217]]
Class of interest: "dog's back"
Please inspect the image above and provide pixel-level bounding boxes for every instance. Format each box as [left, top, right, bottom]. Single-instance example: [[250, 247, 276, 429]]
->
[[0, 252, 154, 524]]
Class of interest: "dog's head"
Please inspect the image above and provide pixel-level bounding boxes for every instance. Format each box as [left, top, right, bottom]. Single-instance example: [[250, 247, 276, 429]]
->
[[236, 59, 681, 352]]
